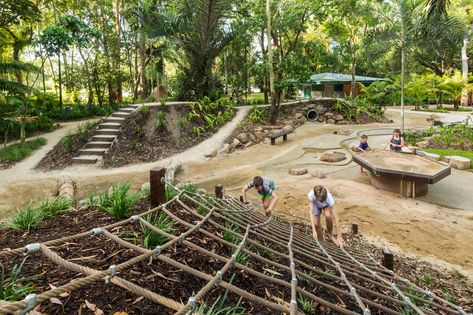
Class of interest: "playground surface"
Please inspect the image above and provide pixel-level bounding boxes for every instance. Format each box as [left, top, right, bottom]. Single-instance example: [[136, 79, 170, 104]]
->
[[1, 106, 473, 280]]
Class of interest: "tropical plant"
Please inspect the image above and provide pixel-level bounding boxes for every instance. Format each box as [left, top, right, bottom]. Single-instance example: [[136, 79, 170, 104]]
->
[[194, 126, 205, 138], [140, 211, 176, 249], [0, 258, 35, 301], [178, 117, 187, 127], [248, 105, 265, 123], [298, 294, 314, 313]]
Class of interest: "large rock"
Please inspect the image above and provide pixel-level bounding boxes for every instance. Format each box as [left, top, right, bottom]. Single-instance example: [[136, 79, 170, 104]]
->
[[449, 156, 471, 170], [319, 151, 346, 162], [315, 105, 326, 114], [324, 112, 334, 118], [416, 141, 430, 149], [295, 113, 303, 119], [166, 159, 182, 183], [254, 127, 264, 132], [317, 116, 326, 122], [423, 152, 441, 161], [326, 119, 336, 124], [284, 120, 294, 126], [336, 120, 349, 125], [236, 133, 249, 144], [308, 104, 316, 109], [310, 169, 327, 178], [205, 149, 218, 158], [288, 168, 308, 175], [231, 138, 241, 148], [333, 114, 344, 121], [255, 131, 265, 140], [219, 143, 231, 154], [248, 133, 257, 143], [283, 125, 294, 133], [244, 142, 253, 149]]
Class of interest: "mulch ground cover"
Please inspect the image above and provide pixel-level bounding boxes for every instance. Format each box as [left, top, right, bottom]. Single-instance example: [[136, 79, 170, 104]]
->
[[36, 121, 102, 171], [102, 105, 235, 168], [1, 196, 472, 314]]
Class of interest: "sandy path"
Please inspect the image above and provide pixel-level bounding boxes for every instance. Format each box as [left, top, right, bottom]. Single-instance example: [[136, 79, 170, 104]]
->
[[1, 106, 473, 278], [0, 107, 250, 217]]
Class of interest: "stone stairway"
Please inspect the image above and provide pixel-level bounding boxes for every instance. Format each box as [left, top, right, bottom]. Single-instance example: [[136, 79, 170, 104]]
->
[[72, 104, 140, 164]]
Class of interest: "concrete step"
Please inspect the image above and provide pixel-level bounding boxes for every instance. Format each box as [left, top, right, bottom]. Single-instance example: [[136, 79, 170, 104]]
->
[[79, 148, 108, 156], [72, 155, 99, 164], [104, 117, 125, 123], [99, 122, 121, 129], [95, 129, 120, 136], [92, 135, 116, 142], [86, 141, 112, 149], [128, 104, 140, 108], [119, 107, 135, 112], [112, 112, 130, 117]]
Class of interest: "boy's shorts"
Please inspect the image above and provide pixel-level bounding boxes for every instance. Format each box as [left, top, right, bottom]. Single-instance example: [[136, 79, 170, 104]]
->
[[261, 193, 273, 201], [312, 206, 331, 216]]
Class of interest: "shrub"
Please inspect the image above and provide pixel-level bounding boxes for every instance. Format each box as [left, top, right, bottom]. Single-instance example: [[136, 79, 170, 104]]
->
[[98, 183, 141, 219], [0, 137, 47, 162], [5, 205, 43, 231], [248, 105, 265, 123], [0, 258, 35, 301], [140, 211, 176, 249], [155, 111, 167, 130], [60, 132, 74, 153], [178, 117, 187, 127]]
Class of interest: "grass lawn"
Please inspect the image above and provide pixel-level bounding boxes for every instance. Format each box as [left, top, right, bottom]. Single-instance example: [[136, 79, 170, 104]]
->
[[424, 148, 473, 169], [0, 137, 47, 162], [246, 92, 265, 101]]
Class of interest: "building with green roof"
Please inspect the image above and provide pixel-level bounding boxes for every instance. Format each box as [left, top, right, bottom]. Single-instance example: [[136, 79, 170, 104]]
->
[[293, 72, 387, 99]]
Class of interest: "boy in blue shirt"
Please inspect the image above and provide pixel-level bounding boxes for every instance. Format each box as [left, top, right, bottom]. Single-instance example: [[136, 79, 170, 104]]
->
[[242, 176, 278, 217], [351, 134, 370, 175]]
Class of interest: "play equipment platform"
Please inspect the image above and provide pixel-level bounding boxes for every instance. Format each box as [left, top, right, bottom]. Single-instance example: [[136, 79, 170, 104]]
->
[[353, 150, 451, 197]]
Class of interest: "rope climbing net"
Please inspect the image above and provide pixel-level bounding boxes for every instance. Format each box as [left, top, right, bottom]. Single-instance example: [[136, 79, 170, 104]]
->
[[0, 184, 470, 315]]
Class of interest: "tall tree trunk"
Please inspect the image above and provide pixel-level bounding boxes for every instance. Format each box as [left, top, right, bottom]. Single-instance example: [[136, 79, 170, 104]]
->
[[461, 22, 473, 107], [140, 32, 147, 100], [266, 0, 277, 124], [260, 29, 269, 104], [115, 0, 123, 102], [79, 49, 94, 109], [12, 44, 23, 84], [58, 54, 63, 110], [400, 16, 406, 133]]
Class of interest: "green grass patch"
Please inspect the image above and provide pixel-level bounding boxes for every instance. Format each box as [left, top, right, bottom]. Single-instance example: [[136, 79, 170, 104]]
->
[[96, 182, 141, 219], [423, 148, 473, 168], [0, 258, 36, 301], [0, 137, 47, 162], [4, 205, 43, 231]]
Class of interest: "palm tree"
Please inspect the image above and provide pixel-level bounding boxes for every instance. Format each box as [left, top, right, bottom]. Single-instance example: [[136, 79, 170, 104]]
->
[[138, 0, 235, 100]]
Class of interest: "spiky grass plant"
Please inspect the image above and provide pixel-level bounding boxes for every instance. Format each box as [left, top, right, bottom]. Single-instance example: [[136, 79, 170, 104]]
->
[[5, 205, 43, 231], [37, 197, 72, 217], [98, 183, 141, 219], [0, 258, 35, 301], [140, 212, 176, 249]]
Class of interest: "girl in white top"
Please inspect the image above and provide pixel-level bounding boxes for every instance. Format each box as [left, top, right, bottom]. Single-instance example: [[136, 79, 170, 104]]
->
[[308, 185, 343, 246]]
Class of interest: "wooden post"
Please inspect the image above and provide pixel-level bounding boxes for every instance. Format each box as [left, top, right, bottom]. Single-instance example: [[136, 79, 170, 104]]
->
[[382, 248, 394, 271], [215, 184, 223, 199], [150, 168, 166, 208], [271, 138, 275, 145], [240, 195, 244, 203], [351, 220, 358, 235]]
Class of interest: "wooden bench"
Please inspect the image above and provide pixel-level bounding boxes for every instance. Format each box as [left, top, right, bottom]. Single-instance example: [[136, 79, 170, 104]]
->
[[267, 130, 290, 145]]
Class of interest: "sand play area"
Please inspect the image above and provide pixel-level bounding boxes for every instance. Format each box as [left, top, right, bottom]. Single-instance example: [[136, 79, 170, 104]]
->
[[1, 107, 473, 280]]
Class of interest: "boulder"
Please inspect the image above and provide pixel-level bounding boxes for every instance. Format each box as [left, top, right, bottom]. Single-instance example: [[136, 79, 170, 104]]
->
[[308, 104, 316, 109], [288, 168, 308, 175], [315, 105, 326, 113], [236, 132, 249, 144], [219, 143, 231, 154], [423, 152, 441, 161], [205, 149, 218, 158], [336, 120, 349, 125], [310, 169, 327, 178], [295, 113, 303, 119], [284, 120, 294, 126], [319, 151, 346, 162], [333, 114, 344, 121], [255, 131, 265, 140], [249, 133, 257, 143], [317, 116, 326, 122], [449, 156, 471, 170], [283, 125, 294, 133], [415, 141, 430, 149], [326, 119, 336, 124], [254, 127, 264, 132], [244, 142, 253, 149], [324, 112, 334, 117], [232, 138, 241, 148]]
